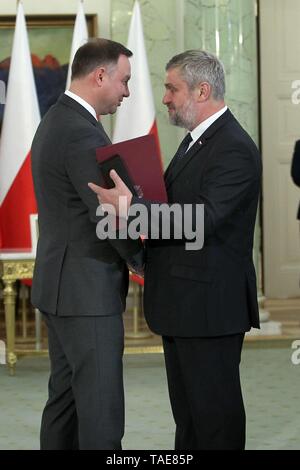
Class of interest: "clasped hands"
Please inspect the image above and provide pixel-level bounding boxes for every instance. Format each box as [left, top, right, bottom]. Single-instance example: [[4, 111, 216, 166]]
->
[[89, 170, 144, 278]]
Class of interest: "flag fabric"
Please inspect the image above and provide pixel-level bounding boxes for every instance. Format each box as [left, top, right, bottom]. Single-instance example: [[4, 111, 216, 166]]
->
[[113, 0, 161, 158], [66, 0, 88, 89], [0, 2, 40, 249]]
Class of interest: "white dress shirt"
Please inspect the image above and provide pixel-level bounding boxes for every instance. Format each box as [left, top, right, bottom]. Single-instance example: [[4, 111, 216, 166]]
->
[[187, 105, 228, 152], [65, 90, 98, 121]]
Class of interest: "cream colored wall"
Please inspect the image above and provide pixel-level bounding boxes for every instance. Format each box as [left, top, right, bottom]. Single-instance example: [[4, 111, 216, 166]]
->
[[260, 0, 300, 298]]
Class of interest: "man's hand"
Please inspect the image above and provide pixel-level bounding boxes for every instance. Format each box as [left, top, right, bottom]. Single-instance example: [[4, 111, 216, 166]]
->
[[88, 170, 133, 218]]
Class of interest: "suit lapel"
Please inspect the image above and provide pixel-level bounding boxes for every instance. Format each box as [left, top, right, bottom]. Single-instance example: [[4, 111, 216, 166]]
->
[[164, 137, 207, 188], [164, 109, 234, 189], [97, 121, 111, 145], [59, 94, 98, 126], [58, 94, 111, 144]]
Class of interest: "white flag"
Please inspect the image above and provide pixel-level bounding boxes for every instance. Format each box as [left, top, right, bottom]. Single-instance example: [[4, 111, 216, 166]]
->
[[113, 0, 160, 150], [66, 0, 88, 89], [0, 2, 40, 248]]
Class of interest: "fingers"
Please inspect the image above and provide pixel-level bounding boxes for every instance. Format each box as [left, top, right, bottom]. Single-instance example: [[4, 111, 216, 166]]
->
[[109, 169, 123, 187], [89, 171, 126, 193], [109, 170, 133, 199], [88, 182, 102, 195]]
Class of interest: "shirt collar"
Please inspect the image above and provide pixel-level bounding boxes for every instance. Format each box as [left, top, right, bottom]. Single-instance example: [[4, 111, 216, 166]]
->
[[189, 105, 228, 148], [65, 90, 98, 121]]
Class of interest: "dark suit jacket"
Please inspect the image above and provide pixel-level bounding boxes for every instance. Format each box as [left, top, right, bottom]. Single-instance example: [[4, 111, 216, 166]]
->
[[132, 110, 262, 337], [31, 94, 143, 316], [291, 140, 300, 219]]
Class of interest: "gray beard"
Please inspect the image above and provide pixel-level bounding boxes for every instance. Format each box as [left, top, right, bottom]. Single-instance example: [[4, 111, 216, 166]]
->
[[169, 100, 197, 130]]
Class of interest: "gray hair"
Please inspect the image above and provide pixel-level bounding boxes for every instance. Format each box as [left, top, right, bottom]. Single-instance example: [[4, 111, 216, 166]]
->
[[166, 50, 225, 101]]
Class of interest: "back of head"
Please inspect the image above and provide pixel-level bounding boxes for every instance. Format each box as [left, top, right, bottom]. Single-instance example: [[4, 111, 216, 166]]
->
[[71, 38, 132, 81], [166, 50, 225, 101]]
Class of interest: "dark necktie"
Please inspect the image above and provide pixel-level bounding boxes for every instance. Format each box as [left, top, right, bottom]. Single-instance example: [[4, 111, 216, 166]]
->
[[171, 132, 193, 168]]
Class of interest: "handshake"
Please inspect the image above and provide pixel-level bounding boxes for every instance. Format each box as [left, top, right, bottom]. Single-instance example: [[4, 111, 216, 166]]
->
[[127, 238, 145, 278], [127, 258, 144, 279], [128, 264, 144, 278]]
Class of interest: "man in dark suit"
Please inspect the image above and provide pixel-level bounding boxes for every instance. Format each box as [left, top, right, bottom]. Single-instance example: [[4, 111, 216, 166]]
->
[[89, 50, 262, 449], [31, 39, 143, 450], [291, 140, 300, 219]]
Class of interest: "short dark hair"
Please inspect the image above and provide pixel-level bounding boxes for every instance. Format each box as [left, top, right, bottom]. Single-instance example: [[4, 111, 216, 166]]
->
[[71, 38, 132, 80]]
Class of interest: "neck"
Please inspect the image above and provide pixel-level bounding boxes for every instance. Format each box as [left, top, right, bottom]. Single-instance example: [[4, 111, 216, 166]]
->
[[188, 100, 225, 131], [198, 101, 225, 124], [69, 83, 97, 114]]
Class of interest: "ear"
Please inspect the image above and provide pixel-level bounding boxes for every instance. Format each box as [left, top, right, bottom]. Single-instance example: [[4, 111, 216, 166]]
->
[[94, 67, 106, 87], [197, 82, 211, 101]]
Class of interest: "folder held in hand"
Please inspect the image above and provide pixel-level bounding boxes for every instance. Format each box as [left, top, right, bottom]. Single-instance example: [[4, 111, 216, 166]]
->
[[96, 134, 167, 202]]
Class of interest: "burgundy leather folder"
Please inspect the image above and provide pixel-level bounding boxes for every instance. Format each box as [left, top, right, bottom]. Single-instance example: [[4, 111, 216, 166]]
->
[[96, 134, 167, 202]]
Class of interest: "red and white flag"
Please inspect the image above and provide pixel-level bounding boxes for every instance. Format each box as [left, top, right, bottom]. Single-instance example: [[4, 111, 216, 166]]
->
[[113, 0, 161, 157], [66, 0, 88, 89], [0, 2, 40, 249]]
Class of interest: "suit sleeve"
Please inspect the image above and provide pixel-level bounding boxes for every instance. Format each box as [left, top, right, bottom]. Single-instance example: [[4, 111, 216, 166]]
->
[[64, 130, 144, 266], [291, 140, 300, 187], [198, 145, 261, 238], [129, 144, 261, 242]]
